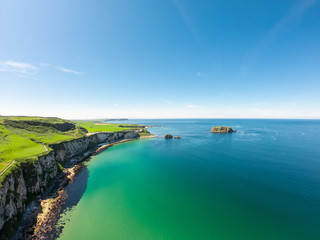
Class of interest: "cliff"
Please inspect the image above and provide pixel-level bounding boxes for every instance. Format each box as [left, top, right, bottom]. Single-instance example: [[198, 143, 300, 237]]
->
[[0, 131, 139, 236]]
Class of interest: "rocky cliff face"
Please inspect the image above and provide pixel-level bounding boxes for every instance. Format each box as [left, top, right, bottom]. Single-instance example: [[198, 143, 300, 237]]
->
[[0, 152, 58, 234], [53, 131, 138, 163], [0, 131, 139, 234]]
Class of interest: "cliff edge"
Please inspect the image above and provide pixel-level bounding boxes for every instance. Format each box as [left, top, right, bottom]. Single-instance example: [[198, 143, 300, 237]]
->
[[0, 117, 146, 238]]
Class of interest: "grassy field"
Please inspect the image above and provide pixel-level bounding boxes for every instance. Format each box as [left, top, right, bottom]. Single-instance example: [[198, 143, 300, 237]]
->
[[138, 131, 152, 136], [0, 116, 68, 123], [0, 118, 84, 172], [0, 125, 46, 172], [74, 121, 139, 133], [0, 117, 146, 173]]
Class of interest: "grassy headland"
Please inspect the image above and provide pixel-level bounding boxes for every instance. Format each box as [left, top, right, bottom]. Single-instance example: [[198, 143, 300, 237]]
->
[[0, 116, 150, 174], [74, 121, 136, 133]]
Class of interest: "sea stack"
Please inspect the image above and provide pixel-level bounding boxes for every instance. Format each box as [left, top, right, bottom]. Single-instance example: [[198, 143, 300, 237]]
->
[[164, 134, 173, 139], [210, 127, 236, 133]]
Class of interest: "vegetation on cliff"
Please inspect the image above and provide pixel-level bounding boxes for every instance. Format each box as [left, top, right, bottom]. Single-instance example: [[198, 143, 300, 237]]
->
[[0, 117, 148, 174], [74, 121, 138, 133], [0, 117, 153, 236]]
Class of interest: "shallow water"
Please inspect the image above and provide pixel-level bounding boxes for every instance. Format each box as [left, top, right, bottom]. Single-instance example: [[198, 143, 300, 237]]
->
[[57, 119, 320, 240]]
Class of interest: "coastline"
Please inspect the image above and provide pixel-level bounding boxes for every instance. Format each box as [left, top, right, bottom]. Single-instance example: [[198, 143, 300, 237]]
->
[[31, 164, 83, 239], [27, 134, 157, 239], [93, 134, 157, 155]]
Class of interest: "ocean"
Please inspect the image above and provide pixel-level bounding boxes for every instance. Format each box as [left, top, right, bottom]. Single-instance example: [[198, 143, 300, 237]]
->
[[57, 119, 320, 240]]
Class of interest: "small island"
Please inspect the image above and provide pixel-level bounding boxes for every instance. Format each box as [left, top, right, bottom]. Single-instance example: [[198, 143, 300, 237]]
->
[[210, 127, 237, 133], [164, 134, 173, 139]]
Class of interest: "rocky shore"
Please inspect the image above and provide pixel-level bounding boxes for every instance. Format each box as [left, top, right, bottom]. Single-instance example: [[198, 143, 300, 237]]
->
[[32, 164, 82, 240], [29, 134, 157, 239], [93, 134, 157, 156], [0, 130, 156, 239]]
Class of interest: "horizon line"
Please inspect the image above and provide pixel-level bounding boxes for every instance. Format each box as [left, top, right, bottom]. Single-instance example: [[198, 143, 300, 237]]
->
[[2, 115, 320, 120]]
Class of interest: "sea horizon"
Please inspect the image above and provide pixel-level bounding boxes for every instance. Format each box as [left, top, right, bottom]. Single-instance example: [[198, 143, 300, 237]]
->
[[56, 118, 320, 240], [1, 0, 320, 239]]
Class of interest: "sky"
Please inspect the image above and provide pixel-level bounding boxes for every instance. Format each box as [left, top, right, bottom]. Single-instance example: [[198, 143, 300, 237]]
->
[[0, 0, 320, 119]]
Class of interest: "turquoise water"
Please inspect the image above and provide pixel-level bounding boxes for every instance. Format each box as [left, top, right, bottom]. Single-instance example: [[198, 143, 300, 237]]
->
[[58, 119, 320, 240]]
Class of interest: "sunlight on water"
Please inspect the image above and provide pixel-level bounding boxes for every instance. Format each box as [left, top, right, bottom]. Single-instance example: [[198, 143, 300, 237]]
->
[[58, 119, 320, 240]]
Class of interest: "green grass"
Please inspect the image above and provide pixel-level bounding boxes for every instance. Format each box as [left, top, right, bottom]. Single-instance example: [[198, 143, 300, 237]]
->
[[74, 121, 134, 133], [0, 125, 46, 171], [138, 132, 152, 136], [0, 117, 87, 173], [0, 116, 145, 175], [0, 116, 68, 124], [7, 125, 85, 144], [0, 162, 10, 172]]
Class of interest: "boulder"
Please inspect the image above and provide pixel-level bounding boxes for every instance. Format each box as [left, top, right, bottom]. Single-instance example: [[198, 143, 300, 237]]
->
[[164, 134, 173, 139], [174, 136, 181, 139], [210, 127, 236, 133]]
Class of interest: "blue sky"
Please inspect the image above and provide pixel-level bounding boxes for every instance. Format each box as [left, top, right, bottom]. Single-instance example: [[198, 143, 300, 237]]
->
[[0, 0, 319, 119]]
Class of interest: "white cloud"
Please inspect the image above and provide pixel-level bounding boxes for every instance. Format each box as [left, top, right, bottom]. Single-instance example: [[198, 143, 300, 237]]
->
[[56, 66, 83, 75], [0, 60, 38, 74], [161, 99, 173, 104], [185, 104, 200, 108], [0, 60, 84, 76]]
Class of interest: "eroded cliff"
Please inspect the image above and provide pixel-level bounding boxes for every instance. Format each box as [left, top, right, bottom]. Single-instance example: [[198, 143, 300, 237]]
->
[[0, 131, 139, 237]]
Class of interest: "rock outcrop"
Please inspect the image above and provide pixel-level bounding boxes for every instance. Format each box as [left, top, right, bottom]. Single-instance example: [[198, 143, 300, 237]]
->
[[174, 136, 181, 139], [210, 127, 236, 133], [164, 134, 173, 139], [0, 131, 139, 235]]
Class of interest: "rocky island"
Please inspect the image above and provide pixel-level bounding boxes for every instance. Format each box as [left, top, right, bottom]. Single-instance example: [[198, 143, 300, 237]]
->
[[164, 134, 173, 139], [210, 127, 237, 133]]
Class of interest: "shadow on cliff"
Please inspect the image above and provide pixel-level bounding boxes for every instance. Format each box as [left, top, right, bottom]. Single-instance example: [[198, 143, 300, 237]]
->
[[54, 166, 89, 238]]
